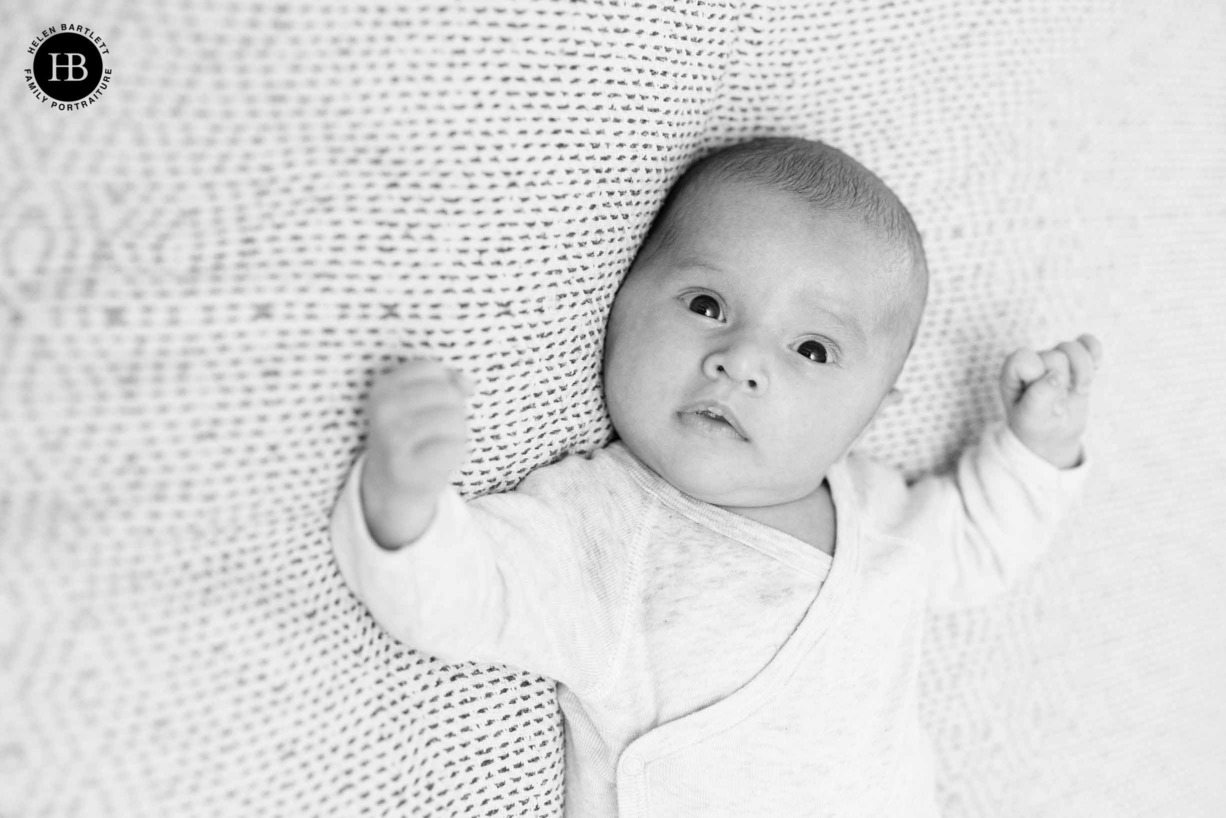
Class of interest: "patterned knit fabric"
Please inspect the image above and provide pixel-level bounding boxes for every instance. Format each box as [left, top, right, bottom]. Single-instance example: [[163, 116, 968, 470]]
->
[[2, 2, 1224, 816]]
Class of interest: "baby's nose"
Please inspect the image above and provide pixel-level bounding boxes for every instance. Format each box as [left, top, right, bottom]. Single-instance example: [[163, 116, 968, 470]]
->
[[703, 347, 769, 392], [716, 364, 759, 390]]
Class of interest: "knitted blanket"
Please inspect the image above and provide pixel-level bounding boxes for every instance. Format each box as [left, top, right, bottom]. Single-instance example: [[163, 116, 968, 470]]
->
[[3, 2, 1224, 815]]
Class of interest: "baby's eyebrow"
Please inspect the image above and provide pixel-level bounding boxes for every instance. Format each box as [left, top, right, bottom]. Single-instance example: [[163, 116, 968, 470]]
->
[[670, 258, 727, 278], [795, 297, 867, 347]]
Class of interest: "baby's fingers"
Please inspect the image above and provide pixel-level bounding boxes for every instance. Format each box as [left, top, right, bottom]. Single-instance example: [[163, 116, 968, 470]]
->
[[1039, 337, 1100, 396], [1000, 348, 1047, 407], [448, 367, 477, 398], [1065, 334, 1103, 394], [1022, 350, 1073, 417], [371, 360, 473, 413], [1038, 348, 1071, 391], [409, 405, 470, 445], [1078, 333, 1104, 364]]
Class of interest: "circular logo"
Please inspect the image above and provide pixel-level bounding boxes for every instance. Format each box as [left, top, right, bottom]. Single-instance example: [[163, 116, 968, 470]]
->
[[24, 25, 113, 110], [33, 33, 103, 101]]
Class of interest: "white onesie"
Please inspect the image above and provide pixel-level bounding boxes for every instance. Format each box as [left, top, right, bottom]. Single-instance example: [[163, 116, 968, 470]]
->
[[331, 422, 1088, 817]]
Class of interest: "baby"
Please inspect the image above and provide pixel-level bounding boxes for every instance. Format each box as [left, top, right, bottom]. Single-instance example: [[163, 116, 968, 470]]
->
[[331, 137, 1101, 817]]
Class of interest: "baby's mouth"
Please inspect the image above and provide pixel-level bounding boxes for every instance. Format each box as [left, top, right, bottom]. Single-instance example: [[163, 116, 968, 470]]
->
[[678, 402, 749, 441]]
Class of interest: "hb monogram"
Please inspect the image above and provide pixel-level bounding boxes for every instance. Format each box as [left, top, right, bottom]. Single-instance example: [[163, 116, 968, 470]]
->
[[48, 53, 89, 81]]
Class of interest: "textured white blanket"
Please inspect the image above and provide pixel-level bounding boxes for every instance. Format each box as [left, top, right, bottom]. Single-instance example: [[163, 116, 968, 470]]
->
[[3, 2, 1224, 816]]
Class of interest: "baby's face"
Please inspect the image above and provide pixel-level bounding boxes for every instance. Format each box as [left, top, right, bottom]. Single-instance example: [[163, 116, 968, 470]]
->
[[603, 179, 909, 510]]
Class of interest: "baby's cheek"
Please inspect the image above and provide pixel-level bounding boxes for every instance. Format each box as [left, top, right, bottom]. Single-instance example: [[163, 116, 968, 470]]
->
[[756, 411, 811, 462], [782, 392, 863, 455]]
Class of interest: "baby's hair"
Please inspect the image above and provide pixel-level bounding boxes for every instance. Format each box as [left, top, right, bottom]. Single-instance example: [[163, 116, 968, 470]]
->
[[642, 136, 929, 359]]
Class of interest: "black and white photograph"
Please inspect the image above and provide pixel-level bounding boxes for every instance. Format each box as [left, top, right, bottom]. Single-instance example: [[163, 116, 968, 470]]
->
[[3, 2, 1224, 816]]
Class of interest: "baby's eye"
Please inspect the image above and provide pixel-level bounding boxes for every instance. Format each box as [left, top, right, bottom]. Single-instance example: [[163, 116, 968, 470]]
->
[[797, 340, 830, 364], [687, 294, 723, 320]]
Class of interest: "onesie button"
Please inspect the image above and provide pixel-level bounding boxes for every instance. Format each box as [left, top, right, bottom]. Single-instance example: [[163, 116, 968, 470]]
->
[[620, 753, 644, 776]]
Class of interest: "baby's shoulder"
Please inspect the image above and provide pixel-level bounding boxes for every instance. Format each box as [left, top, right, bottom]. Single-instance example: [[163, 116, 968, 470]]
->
[[839, 450, 923, 534], [504, 439, 647, 520], [506, 443, 651, 582], [516, 439, 634, 487]]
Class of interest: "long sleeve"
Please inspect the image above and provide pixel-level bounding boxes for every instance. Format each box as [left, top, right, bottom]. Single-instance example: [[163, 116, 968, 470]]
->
[[329, 450, 640, 694], [856, 422, 1091, 611]]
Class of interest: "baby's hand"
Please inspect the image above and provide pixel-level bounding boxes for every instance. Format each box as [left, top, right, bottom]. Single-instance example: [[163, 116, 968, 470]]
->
[[360, 359, 474, 548], [999, 334, 1103, 469]]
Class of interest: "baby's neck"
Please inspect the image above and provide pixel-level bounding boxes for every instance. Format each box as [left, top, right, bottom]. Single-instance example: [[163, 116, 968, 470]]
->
[[720, 482, 836, 556]]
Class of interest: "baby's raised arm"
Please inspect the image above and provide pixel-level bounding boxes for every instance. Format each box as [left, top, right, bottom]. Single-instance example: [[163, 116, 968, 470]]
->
[[867, 334, 1104, 611], [332, 363, 632, 687], [359, 359, 473, 547]]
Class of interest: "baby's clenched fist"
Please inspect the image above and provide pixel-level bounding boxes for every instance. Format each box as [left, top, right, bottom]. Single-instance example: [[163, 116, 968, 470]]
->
[[999, 334, 1102, 469], [361, 359, 473, 548]]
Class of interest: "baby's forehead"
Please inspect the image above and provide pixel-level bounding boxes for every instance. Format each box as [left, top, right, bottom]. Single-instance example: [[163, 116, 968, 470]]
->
[[679, 182, 915, 287], [650, 170, 926, 321]]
